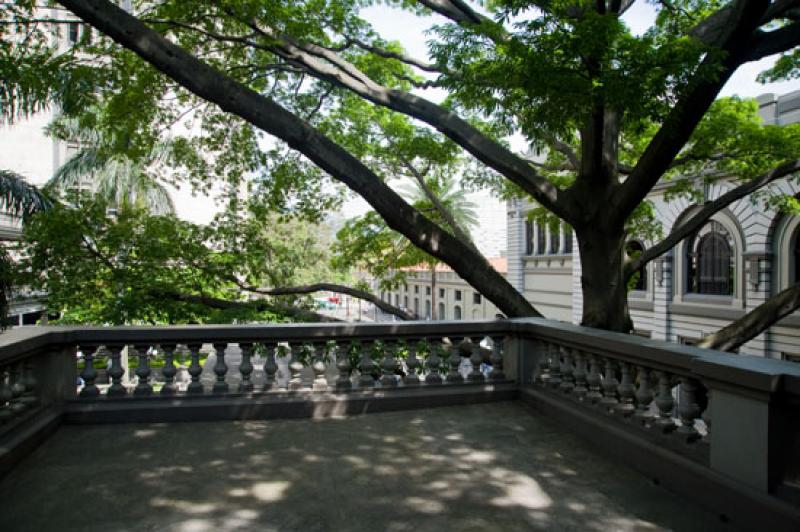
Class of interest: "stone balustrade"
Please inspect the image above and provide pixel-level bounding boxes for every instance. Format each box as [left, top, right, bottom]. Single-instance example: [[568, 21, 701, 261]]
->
[[1, 318, 799, 530]]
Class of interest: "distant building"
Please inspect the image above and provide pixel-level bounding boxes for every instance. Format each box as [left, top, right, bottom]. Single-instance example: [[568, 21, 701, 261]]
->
[[507, 90, 800, 360], [376, 258, 507, 321]]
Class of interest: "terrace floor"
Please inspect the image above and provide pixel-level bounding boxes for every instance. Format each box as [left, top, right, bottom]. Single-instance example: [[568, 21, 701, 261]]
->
[[0, 402, 734, 532]]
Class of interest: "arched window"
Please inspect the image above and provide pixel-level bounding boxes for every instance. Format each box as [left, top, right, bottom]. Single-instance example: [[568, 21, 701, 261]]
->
[[425, 300, 431, 319], [564, 229, 573, 254], [525, 220, 534, 255], [549, 226, 560, 254], [625, 241, 647, 291], [453, 305, 462, 320], [414, 298, 419, 315], [687, 221, 734, 296], [438, 302, 445, 320], [794, 227, 800, 284]]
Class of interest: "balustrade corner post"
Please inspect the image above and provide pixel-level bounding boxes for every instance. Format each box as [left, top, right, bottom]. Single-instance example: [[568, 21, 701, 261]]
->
[[424, 339, 443, 385], [133, 344, 153, 397], [468, 336, 486, 383], [312, 342, 330, 391], [262, 343, 278, 391], [335, 342, 353, 391], [358, 341, 376, 388], [239, 342, 255, 393], [211, 342, 229, 394], [633, 366, 655, 422], [160, 344, 177, 396], [79, 346, 100, 398], [572, 349, 587, 399], [380, 340, 398, 387], [288, 344, 307, 391], [615, 362, 636, 416], [558, 347, 575, 394], [446, 339, 464, 384], [186, 343, 204, 394], [404, 338, 421, 386], [489, 336, 506, 381], [106, 345, 127, 397]]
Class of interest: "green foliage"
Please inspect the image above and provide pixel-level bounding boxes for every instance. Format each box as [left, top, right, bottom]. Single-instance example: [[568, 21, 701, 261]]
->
[[17, 195, 342, 325]]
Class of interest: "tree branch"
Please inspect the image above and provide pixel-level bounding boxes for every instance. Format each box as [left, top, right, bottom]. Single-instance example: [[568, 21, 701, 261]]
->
[[746, 21, 800, 62], [416, 0, 485, 25], [58, 0, 541, 319], [625, 158, 800, 277], [698, 282, 800, 352], [616, 0, 771, 222], [235, 281, 416, 320]]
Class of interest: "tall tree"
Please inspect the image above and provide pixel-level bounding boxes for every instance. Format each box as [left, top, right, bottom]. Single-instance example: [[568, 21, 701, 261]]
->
[[5, 1, 800, 340]]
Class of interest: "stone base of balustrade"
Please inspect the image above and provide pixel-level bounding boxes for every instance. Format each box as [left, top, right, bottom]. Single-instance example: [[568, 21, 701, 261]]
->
[[62, 381, 517, 425], [0, 406, 62, 478], [520, 386, 800, 532]]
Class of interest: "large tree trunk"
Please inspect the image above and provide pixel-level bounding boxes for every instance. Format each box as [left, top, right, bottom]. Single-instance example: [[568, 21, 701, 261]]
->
[[576, 225, 632, 332]]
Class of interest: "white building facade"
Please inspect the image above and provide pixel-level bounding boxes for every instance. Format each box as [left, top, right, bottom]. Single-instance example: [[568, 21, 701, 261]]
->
[[507, 90, 800, 360]]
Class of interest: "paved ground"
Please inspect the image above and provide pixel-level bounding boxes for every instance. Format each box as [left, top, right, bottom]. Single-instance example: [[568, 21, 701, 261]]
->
[[0, 402, 735, 532]]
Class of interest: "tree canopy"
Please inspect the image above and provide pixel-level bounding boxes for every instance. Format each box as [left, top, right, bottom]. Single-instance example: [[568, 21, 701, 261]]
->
[[2, 1, 800, 346]]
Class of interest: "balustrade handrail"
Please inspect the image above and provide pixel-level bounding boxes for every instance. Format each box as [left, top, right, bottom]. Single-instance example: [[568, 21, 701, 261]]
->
[[2, 317, 799, 396]]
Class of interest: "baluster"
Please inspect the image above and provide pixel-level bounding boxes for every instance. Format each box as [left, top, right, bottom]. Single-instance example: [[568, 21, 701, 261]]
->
[[379, 340, 397, 387], [446, 339, 464, 383], [653, 371, 676, 432], [335, 341, 352, 391], [160, 344, 177, 396], [559, 347, 575, 394], [424, 339, 443, 384], [599, 358, 618, 408], [18, 360, 38, 408], [263, 343, 278, 390], [238, 342, 255, 392], [404, 338, 421, 386], [288, 343, 306, 391], [633, 366, 655, 421], [615, 362, 635, 416], [0, 367, 12, 423], [585, 354, 603, 403], [107, 345, 127, 397], [535, 342, 551, 385], [9, 363, 27, 413], [186, 343, 204, 394], [79, 346, 100, 398], [676, 377, 701, 442], [467, 336, 485, 382], [572, 349, 587, 399], [133, 345, 153, 396], [489, 336, 506, 381], [548, 344, 562, 389], [211, 342, 229, 393], [312, 342, 329, 391], [358, 341, 376, 388]]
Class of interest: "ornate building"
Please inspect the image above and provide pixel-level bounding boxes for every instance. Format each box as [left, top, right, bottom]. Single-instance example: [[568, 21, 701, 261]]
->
[[507, 90, 800, 359]]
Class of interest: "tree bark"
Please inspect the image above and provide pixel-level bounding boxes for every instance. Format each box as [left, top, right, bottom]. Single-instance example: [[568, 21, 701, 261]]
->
[[576, 225, 632, 332], [698, 283, 800, 353]]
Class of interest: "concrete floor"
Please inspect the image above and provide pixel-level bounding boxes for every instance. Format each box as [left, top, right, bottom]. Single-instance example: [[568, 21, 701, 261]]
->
[[0, 402, 734, 532]]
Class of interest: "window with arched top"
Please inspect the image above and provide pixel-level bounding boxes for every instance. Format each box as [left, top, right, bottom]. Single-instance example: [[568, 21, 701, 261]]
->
[[438, 302, 445, 320], [686, 220, 734, 296], [625, 241, 647, 291], [453, 305, 462, 320], [794, 227, 800, 284]]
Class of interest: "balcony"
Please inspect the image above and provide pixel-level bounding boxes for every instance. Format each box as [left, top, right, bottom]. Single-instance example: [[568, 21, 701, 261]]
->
[[1, 319, 799, 531]]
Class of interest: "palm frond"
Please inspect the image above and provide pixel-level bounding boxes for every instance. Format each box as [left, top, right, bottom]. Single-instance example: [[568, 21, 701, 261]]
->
[[0, 169, 52, 218]]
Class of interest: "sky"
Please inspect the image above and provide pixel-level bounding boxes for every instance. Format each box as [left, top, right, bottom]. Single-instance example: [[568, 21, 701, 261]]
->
[[172, 3, 799, 257]]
